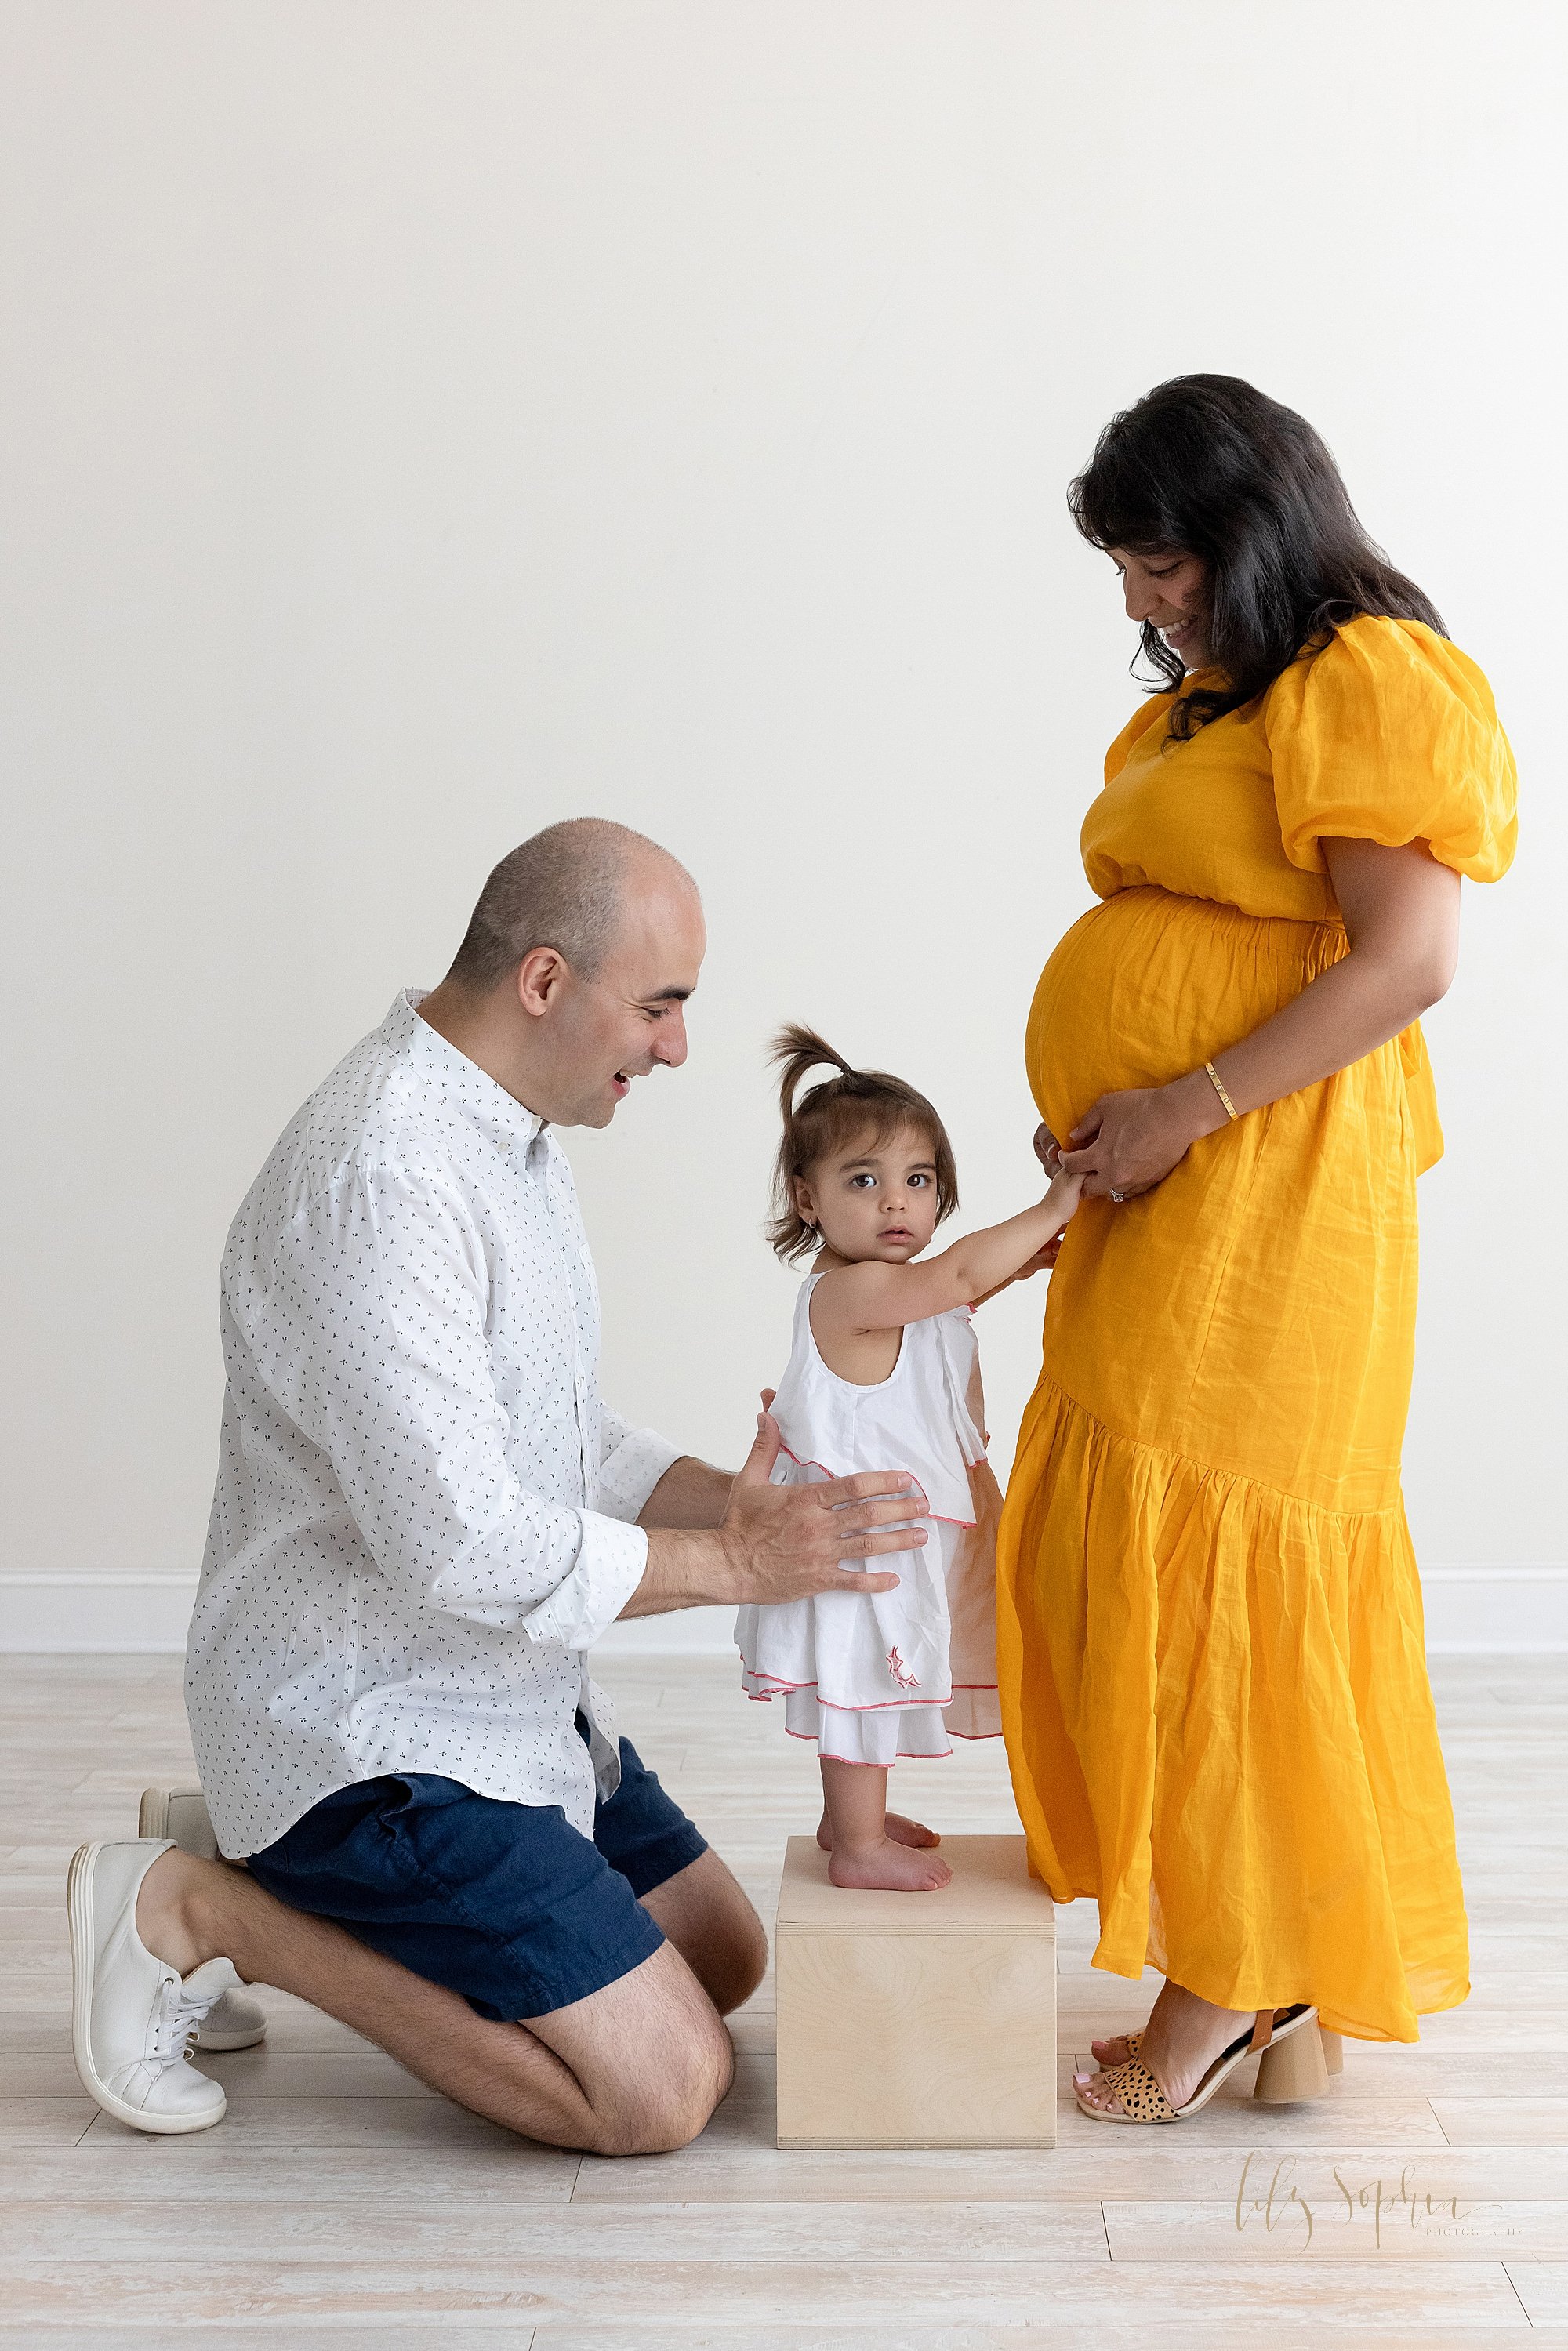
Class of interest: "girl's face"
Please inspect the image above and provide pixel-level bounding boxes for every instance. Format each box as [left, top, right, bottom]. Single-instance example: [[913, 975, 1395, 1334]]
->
[[793, 1122, 942, 1265], [1109, 546, 1209, 669]]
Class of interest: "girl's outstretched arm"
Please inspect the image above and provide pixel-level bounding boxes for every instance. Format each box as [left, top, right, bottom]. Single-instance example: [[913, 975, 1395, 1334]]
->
[[813, 1168, 1083, 1340], [969, 1234, 1062, 1311]]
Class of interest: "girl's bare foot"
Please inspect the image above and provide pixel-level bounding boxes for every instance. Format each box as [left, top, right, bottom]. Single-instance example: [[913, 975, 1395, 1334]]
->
[[817, 1809, 939, 1854], [1075, 1979, 1254, 2116], [815, 1759, 947, 1891], [826, 1837, 952, 1892]]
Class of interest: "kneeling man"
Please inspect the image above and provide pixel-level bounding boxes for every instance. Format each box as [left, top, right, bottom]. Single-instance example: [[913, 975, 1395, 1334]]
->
[[68, 821, 925, 2154]]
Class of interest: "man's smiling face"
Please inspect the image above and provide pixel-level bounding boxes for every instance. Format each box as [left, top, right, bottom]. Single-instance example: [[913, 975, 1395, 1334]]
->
[[543, 862, 706, 1128]]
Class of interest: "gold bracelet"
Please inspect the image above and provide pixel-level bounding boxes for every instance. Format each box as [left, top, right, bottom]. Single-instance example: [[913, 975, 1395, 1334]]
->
[[1203, 1060, 1240, 1121]]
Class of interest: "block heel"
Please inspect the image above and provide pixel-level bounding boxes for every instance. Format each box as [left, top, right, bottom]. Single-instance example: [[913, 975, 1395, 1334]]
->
[[1254, 2012, 1330, 2103]]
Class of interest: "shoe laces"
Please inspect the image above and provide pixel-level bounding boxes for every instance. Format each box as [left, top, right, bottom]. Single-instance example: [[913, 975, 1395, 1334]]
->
[[148, 1972, 224, 2067]]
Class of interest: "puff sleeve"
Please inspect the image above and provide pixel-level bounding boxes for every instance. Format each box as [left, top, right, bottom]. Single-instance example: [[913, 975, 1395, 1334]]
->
[[1265, 617, 1518, 883]]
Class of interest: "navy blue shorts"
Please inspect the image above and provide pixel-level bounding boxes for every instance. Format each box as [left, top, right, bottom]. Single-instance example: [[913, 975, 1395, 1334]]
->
[[246, 1725, 707, 2020]]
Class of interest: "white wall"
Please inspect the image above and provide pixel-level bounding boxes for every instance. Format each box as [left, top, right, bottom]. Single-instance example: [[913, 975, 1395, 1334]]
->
[[2, 2, 1563, 1647]]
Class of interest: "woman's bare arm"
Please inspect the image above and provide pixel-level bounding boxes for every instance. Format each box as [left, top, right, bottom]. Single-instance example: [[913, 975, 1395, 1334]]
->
[[1058, 838, 1461, 1200]]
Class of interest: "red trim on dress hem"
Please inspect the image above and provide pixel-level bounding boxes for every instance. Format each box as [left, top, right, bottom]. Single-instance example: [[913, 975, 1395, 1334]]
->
[[817, 1693, 954, 1713], [740, 1667, 997, 1711], [742, 1678, 957, 1714]]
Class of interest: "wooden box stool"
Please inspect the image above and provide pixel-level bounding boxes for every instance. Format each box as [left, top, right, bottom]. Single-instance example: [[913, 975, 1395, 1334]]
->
[[774, 1832, 1056, 2148]]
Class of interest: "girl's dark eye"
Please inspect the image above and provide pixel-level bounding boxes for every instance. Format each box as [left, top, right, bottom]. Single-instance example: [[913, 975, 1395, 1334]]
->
[[909, 1173, 929, 1188]]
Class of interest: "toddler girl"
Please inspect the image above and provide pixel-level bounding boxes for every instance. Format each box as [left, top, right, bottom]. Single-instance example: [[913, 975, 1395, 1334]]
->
[[736, 1026, 1082, 1892]]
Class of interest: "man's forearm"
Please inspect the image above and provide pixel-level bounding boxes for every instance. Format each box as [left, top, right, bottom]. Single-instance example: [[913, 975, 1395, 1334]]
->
[[617, 1456, 741, 1623], [618, 1525, 738, 1619], [637, 1453, 735, 1531]]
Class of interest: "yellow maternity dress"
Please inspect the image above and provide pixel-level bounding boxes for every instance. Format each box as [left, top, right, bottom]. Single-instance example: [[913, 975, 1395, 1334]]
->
[[996, 616, 1517, 2044]]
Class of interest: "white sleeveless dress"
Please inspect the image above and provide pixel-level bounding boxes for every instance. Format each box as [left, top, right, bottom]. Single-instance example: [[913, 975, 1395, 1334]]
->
[[735, 1272, 1004, 1765]]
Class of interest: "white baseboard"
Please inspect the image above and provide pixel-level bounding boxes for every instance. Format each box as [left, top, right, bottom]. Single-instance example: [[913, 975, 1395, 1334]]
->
[[1420, 1566, 1568, 1655], [0, 1575, 201, 1653], [2, 1571, 1563, 1656]]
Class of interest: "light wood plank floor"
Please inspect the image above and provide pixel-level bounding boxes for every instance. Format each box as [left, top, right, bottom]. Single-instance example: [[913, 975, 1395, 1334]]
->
[[2, 1651, 1565, 2346]]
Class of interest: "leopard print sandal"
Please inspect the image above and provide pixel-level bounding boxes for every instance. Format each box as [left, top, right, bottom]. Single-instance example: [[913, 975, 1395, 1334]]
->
[[1075, 2004, 1319, 2124]]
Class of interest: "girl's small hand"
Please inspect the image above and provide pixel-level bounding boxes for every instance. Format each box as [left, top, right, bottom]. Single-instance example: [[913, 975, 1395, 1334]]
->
[[1059, 1083, 1206, 1200], [1014, 1236, 1063, 1279]]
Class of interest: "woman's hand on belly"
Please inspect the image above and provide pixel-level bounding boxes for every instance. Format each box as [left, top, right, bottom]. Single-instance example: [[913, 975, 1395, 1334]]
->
[[1058, 1076, 1223, 1201]]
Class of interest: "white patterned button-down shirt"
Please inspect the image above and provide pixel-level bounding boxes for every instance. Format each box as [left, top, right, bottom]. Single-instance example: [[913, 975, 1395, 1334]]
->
[[186, 990, 681, 1858]]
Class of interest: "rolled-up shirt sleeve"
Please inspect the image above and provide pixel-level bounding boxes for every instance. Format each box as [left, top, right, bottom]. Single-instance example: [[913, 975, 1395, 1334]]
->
[[253, 1159, 645, 1648], [597, 1408, 683, 1526]]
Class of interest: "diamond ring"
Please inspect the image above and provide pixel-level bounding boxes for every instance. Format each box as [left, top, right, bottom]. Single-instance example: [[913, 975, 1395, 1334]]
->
[[1109, 1188, 1127, 1203]]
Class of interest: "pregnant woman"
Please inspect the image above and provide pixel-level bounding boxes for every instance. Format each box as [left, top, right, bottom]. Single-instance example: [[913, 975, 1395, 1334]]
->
[[997, 376, 1517, 2125]]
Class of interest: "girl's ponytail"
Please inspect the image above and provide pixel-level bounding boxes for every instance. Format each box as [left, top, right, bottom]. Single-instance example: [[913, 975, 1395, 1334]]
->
[[771, 1022, 854, 1125]]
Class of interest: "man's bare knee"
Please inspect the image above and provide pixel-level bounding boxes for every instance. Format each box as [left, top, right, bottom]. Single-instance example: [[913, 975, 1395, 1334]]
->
[[588, 2001, 734, 2156]]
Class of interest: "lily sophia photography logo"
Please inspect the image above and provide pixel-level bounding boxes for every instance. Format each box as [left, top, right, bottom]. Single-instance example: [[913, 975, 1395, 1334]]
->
[[1231, 2153, 1517, 2251]]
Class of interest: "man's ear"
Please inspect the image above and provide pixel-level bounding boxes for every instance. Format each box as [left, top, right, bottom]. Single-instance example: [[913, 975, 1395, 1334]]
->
[[514, 946, 569, 1019]]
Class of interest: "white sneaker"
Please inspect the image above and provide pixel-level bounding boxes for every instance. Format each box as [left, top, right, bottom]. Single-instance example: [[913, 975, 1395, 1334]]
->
[[67, 1839, 230, 2133], [137, 1787, 267, 2050]]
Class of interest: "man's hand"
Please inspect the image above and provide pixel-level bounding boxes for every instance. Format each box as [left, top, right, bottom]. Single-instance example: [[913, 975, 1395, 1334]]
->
[[724, 1410, 921, 1599], [620, 1409, 925, 1619]]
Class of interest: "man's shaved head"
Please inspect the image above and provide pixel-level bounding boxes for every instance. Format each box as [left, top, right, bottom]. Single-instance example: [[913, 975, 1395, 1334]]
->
[[419, 815, 705, 1127], [446, 817, 695, 993]]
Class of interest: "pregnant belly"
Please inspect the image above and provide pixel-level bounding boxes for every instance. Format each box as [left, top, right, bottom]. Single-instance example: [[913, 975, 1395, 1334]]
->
[[1028, 885, 1343, 1140], [1023, 886, 1423, 1510]]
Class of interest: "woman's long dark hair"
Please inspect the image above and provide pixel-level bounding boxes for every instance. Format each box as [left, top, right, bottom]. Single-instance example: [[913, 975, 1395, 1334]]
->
[[1069, 374, 1445, 738]]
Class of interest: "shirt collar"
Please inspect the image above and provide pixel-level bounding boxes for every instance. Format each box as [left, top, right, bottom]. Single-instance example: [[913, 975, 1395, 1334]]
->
[[387, 988, 549, 1150]]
